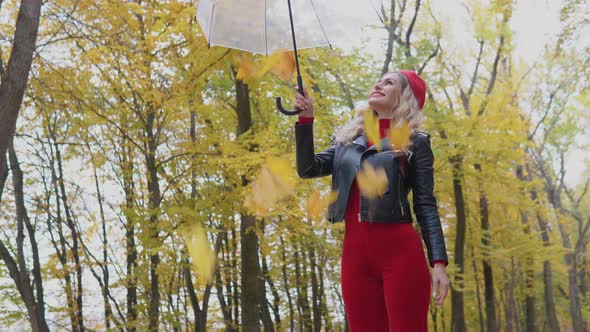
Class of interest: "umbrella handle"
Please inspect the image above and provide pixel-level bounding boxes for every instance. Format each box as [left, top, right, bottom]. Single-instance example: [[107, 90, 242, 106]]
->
[[276, 97, 303, 116], [276, 76, 304, 116]]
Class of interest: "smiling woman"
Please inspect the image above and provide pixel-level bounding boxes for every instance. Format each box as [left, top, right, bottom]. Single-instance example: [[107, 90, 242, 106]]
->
[[293, 70, 450, 331]]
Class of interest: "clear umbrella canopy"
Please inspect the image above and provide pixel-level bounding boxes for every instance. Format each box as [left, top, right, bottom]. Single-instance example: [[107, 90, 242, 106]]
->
[[197, 0, 382, 55]]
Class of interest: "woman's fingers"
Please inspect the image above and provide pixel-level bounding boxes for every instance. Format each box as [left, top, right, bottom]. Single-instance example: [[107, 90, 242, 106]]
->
[[432, 273, 450, 306], [294, 100, 306, 110], [432, 276, 439, 300], [437, 279, 450, 305], [432, 269, 450, 306]]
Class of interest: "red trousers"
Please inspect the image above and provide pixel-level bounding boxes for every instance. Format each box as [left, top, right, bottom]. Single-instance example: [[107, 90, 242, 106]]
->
[[341, 184, 431, 331]]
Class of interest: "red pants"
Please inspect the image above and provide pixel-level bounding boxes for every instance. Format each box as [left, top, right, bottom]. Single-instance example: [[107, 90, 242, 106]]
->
[[341, 188, 431, 331]]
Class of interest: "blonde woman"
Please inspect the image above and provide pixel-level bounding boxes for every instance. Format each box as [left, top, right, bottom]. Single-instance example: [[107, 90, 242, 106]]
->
[[294, 70, 449, 331]]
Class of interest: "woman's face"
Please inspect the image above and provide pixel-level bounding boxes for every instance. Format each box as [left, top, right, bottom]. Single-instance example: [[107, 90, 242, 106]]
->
[[368, 72, 403, 116]]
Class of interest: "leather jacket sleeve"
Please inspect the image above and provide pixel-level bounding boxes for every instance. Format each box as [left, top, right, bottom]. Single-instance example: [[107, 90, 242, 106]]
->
[[409, 134, 449, 267], [295, 122, 336, 179]]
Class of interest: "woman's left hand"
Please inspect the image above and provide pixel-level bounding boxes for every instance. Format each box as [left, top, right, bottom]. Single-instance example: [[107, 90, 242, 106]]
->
[[432, 264, 450, 306]]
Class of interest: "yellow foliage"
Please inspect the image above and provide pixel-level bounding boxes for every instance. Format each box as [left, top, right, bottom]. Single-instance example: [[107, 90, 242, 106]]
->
[[235, 53, 262, 81], [363, 109, 380, 150], [244, 157, 296, 216], [183, 223, 216, 287], [388, 119, 410, 151], [270, 51, 296, 81], [306, 190, 339, 220], [356, 162, 388, 199]]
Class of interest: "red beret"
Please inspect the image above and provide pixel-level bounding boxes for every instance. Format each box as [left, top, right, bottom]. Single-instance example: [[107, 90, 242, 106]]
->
[[400, 70, 426, 110]]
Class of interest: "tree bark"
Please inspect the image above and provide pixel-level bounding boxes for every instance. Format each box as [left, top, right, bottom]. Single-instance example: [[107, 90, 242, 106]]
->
[[258, 221, 275, 332], [1, 143, 50, 332], [280, 235, 295, 332], [309, 246, 322, 332], [294, 244, 312, 332], [515, 165, 536, 332], [121, 136, 138, 331], [474, 164, 498, 331], [235, 76, 261, 331], [0, 0, 42, 177], [536, 214, 561, 332], [450, 156, 467, 332], [143, 102, 162, 332]]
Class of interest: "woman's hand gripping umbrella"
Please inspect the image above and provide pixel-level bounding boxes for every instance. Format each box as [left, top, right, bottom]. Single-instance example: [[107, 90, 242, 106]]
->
[[196, 0, 383, 115]]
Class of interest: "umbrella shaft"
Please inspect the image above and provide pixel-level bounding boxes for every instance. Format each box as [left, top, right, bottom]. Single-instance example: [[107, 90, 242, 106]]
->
[[287, 0, 303, 94]]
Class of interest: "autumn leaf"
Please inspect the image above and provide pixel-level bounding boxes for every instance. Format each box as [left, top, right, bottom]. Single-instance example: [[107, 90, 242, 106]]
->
[[356, 162, 388, 199], [235, 53, 263, 81], [363, 109, 381, 150], [184, 223, 216, 286], [244, 157, 296, 216], [307, 190, 339, 220], [388, 119, 410, 151], [270, 51, 296, 81]]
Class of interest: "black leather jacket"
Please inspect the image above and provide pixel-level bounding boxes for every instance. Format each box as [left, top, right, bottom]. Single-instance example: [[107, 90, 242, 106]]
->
[[295, 121, 448, 266]]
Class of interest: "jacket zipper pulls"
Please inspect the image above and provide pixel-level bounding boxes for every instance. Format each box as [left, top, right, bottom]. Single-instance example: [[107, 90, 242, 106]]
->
[[398, 172, 405, 216], [358, 191, 362, 222]]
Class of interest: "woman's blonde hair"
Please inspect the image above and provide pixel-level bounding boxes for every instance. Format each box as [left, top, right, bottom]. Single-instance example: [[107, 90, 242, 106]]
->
[[332, 71, 424, 148]]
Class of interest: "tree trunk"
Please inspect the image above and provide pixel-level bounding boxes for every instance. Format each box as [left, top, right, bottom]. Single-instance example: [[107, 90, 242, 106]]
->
[[450, 156, 467, 332], [472, 259, 485, 332], [474, 164, 497, 332], [1, 143, 50, 332], [90, 154, 114, 330], [556, 216, 584, 331], [241, 212, 260, 331], [294, 244, 312, 332], [0, 0, 42, 172], [280, 236, 295, 332], [537, 214, 560, 332], [258, 221, 275, 332], [543, 169, 585, 332], [121, 137, 138, 331], [262, 255, 282, 329], [46, 140, 77, 331], [516, 165, 536, 332], [49, 131, 84, 332], [143, 102, 162, 332], [234, 76, 261, 331], [0, 152, 8, 202], [309, 246, 321, 332], [317, 234, 332, 332]]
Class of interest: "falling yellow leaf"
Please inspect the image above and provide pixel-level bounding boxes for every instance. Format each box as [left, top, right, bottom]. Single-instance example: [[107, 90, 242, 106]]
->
[[244, 157, 296, 216], [307, 190, 339, 220], [356, 162, 388, 199], [363, 109, 381, 150], [270, 51, 296, 81], [388, 120, 410, 151], [235, 53, 264, 81], [184, 223, 216, 286]]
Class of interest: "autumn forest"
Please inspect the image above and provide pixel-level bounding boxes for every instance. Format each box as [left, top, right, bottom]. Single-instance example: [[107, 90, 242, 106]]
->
[[0, 0, 589, 331]]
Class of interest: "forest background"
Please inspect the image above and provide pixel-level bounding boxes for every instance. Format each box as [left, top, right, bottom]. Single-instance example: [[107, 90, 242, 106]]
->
[[0, 0, 589, 331]]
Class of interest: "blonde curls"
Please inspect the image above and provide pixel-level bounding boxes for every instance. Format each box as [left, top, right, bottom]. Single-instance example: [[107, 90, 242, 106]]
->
[[333, 72, 424, 149]]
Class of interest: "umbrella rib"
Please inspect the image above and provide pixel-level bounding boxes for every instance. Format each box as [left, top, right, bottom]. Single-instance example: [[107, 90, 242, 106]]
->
[[309, 0, 332, 49], [264, 0, 268, 55], [208, 2, 216, 48]]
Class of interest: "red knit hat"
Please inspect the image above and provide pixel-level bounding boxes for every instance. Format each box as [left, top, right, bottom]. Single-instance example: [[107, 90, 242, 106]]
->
[[399, 70, 426, 110]]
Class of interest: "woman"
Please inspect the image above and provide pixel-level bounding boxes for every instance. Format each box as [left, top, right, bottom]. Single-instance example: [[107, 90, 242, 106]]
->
[[294, 70, 450, 331]]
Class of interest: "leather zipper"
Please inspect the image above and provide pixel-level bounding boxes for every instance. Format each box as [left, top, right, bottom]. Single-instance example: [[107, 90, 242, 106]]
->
[[398, 170, 405, 216]]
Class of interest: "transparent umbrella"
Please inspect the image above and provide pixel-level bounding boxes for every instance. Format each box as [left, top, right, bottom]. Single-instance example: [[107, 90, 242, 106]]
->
[[196, 0, 383, 115]]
